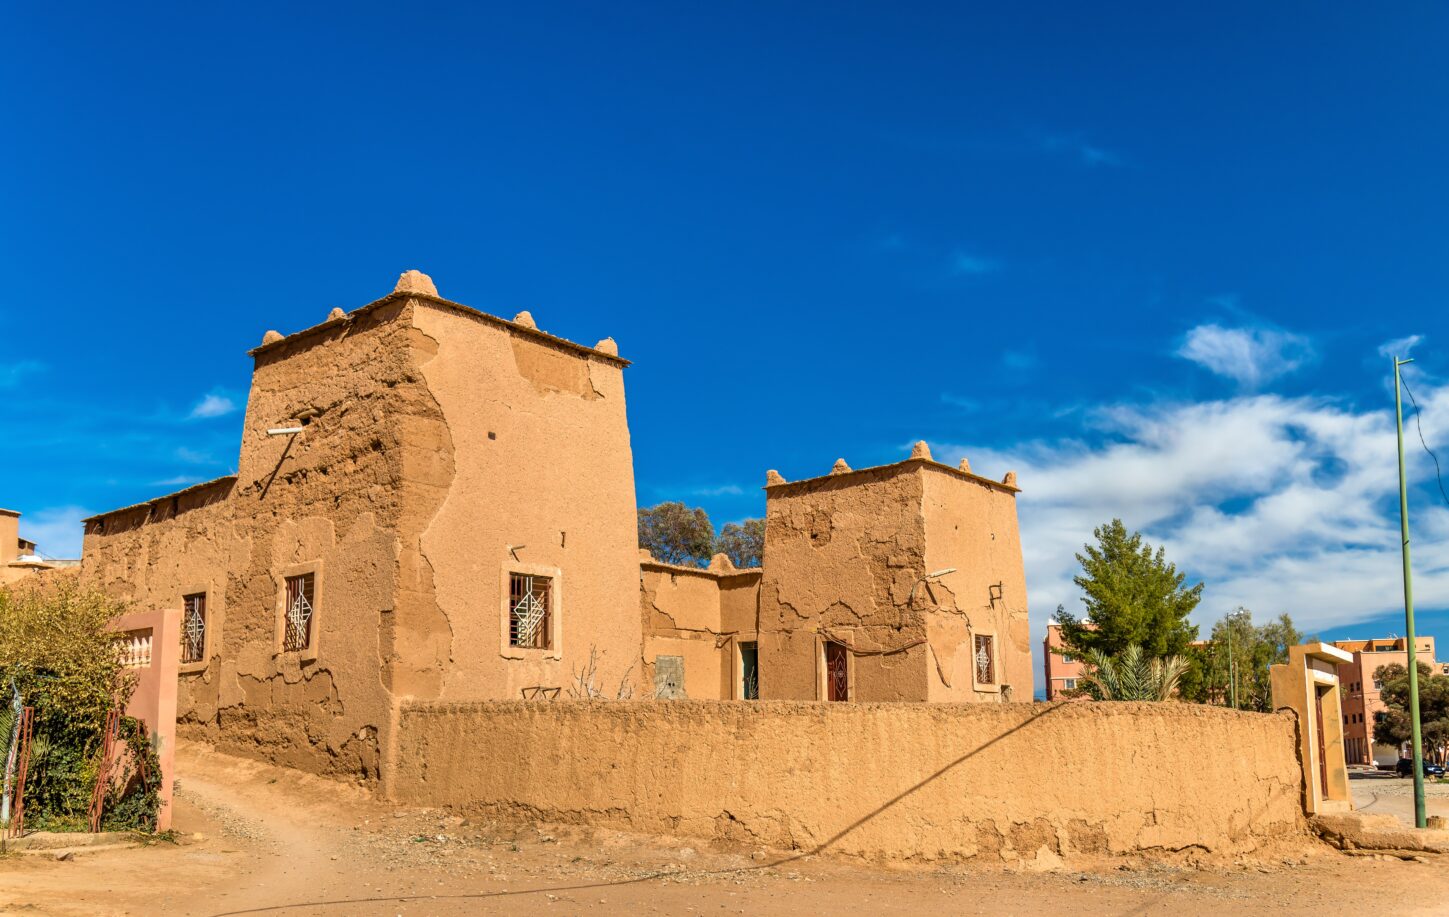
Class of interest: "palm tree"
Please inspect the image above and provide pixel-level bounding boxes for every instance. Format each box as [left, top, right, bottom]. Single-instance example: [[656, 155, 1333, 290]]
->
[[1080, 644, 1190, 701]]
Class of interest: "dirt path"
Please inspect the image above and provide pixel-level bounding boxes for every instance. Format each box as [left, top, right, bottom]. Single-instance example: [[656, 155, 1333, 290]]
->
[[4, 744, 1449, 916]]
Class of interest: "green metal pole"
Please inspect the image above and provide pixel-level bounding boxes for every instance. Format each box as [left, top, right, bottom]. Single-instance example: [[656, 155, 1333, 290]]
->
[[1394, 356, 1427, 829], [1228, 626, 1237, 710]]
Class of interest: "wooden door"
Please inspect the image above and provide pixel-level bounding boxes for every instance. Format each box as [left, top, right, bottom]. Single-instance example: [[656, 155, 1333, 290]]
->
[[825, 641, 849, 702]]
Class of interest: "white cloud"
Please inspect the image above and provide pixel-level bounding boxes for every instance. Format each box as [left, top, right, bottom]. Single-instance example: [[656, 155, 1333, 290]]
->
[[1002, 350, 1038, 372], [690, 484, 745, 497], [151, 475, 202, 488], [189, 393, 237, 419], [15, 505, 91, 559], [1043, 134, 1123, 167], [175, 446, 215, 464], [1378, 334, 1423, 360], [1177, 323, 1312, 387], [949, 251, 998, 275], [933, 380, 1449, 691], [0, 360, 44, 389]]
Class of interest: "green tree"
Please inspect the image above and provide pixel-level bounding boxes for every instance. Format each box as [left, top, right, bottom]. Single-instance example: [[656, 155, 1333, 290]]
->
[[0, 571, 158, 831], [1178, 609, 1302, 711], [1055, 519, 1203, 659], [1079, 644, 1190, 701], [637, 502, 715, 567], [714, 518, 764, 568], [1373, 662, 1449, 764]]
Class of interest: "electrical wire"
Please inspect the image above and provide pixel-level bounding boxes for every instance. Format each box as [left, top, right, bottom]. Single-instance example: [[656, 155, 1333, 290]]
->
[[1399, 373, 1449, 510]]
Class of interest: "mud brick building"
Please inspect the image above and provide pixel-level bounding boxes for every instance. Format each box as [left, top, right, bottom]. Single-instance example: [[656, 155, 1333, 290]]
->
[[81, 270, 1032, 785]]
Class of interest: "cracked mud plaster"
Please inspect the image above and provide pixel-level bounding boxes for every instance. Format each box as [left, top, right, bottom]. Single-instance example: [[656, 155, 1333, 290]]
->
[[393, 700, 1309, 865], [411, 303, 641, 703], [757, 461, 1031, 701], [83, 293, 646, 784], [82, 301, 441, 783], [640, 562, 763, 699]]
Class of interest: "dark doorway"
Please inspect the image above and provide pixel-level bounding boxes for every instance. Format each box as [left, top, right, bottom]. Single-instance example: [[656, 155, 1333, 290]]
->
[[1314, 685, 1331, 799], [825, 641, 849, 702], [740, 642, 759, 700]]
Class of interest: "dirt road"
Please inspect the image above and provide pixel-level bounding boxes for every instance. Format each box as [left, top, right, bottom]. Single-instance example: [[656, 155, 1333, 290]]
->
[[1352, 772, 1449, 826], [3, 744, 1449, 916]]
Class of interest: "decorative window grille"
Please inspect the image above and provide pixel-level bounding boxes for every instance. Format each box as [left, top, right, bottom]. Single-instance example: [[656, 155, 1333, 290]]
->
[[509, 573, 551, 649], [284, 573, 315, 652], [973, 634, 996, 685], [182, 593, 207, 664]]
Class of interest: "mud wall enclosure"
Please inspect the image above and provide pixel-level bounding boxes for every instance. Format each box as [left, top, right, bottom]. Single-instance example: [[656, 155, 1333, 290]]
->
[[393, 700, 1306, 862]]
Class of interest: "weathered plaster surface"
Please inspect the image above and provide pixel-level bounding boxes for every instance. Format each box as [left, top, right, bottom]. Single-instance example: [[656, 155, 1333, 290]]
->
[[84, 302, 430, 782], [920, 466, 1032, 700], [639, 560, 761, 699], [393, 700, 1307, 863], [410, 302, 642, 702], [82, 287, 647, 783], [759, 465, 930, 701], [756, 459, 1029, 701]]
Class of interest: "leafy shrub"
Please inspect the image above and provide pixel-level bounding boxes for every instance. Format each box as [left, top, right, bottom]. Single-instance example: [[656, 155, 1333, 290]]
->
[[1, 571, 158, 832]]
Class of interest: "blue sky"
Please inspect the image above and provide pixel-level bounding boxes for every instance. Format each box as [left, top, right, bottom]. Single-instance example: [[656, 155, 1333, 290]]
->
[[4, 3, 1449, 682]]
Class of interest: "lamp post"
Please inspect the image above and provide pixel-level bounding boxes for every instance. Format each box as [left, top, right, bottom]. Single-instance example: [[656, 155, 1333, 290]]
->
[[1226, 608, 1249, 710], [1393, 356, 1427, 829]]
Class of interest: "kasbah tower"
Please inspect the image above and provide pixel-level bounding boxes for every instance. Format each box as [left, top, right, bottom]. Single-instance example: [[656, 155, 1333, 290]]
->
[[81, 270, 1031, 787]]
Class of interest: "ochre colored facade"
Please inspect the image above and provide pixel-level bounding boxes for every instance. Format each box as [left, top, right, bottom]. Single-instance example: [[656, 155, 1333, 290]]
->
[[758, 448, 1030, 702], [393, 700, 1307, 863], [82, 272, 641, 787], [79, 270, 1033, 787], [1269, 643, 1353, 816]]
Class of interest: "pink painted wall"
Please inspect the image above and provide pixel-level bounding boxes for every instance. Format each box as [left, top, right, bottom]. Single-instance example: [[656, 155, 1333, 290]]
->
[[110, 608, 180, 831]]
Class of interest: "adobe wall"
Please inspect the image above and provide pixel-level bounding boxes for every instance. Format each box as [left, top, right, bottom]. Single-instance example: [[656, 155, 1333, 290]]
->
[[920, 465, 1032, 700], [83, 300, 424, 782], [407, 300, 641, 702], [391, 700, 1307, 863], [758, 465, 930, 701], [640, 560, 761, 699]]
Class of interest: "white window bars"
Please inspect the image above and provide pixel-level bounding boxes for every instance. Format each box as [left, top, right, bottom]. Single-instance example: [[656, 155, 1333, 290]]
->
[[182, 593, 206, 664], [284, 574, 314, 652], [974, 634, 996, 685], [509, 573, 551, 649]]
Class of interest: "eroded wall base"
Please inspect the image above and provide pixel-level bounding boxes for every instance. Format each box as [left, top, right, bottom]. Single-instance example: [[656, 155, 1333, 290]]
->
[[392, 700, 1307, 863]]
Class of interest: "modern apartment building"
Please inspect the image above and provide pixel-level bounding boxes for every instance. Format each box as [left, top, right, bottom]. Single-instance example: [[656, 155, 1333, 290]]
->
[[1042, 621, 1087, 700], [1332, 636, 1438, 765]]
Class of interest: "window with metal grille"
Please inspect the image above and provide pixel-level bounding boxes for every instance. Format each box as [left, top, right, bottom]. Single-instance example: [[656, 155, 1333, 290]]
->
[[509, 573, 551, 649], [283, 574, 315, 652], [182, 593, 207, 664], [973, 634, 996, 685]]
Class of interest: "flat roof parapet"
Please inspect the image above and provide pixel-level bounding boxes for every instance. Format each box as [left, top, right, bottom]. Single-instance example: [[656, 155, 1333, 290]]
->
[[247, 273, 629, 367], [84, 475, 238, 524], [639, 557, 762, 580], [764, 455, 1021, 496]]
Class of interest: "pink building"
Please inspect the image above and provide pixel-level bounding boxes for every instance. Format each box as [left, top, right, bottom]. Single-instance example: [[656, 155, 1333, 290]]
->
[[1333, 636, 1437, 766], [1042, 622, 1087, 700]]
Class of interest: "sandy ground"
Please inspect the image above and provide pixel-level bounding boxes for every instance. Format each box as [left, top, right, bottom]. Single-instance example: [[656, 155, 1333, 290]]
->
[[3, 745, 1449, 917]]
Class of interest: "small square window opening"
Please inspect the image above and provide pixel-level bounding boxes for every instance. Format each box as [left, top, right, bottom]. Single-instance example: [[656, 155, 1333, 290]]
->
[[509, 573, 552, 650], [182, 593, 207, 663], [284, 574, 315, 652]]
